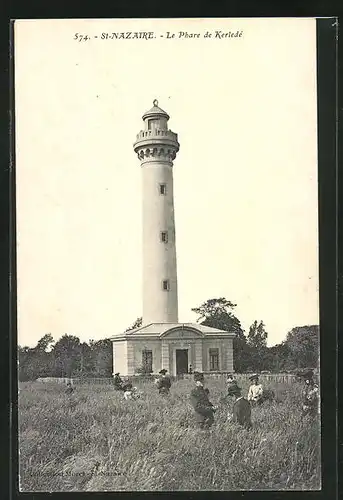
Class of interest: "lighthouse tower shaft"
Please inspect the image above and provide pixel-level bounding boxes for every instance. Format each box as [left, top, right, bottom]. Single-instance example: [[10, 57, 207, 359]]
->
[[134, 101, 180, 324]]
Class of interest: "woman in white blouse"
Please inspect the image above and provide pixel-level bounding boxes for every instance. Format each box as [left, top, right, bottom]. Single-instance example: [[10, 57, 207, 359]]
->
[[247, 374, 263, 404]]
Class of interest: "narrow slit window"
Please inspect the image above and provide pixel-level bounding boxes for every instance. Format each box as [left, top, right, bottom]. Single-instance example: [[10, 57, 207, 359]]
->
[[162, 280, 170, 291], [161, 231, 168, 243], [159, 184, 167, 195]]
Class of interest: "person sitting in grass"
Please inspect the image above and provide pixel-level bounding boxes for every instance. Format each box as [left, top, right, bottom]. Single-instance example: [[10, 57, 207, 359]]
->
[[247, 374, 264, 405], [227, 385, 252, 429], [65, 382, 74, 395], [113, 372, 124, 391], [156, 369, 172, 395], [226, 373, 239, 398], [189, 371, 217, 429], [123, 383, 140, 400]]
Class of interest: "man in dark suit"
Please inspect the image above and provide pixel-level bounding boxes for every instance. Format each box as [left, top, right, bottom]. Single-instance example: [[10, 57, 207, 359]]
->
[[228, 385, 252, 429], [189, 372, 216, 429], [156, 369, 172, 395]]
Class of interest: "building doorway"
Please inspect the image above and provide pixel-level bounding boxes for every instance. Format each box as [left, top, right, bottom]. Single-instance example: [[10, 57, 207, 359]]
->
[[176, 349, 188, 375]]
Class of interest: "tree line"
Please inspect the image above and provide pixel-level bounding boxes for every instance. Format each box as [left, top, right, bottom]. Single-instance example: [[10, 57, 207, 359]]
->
[[18, 297, 319, 381]]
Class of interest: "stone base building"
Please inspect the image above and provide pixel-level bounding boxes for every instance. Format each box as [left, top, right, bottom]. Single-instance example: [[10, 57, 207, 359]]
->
[[110, 323, 235, 376]]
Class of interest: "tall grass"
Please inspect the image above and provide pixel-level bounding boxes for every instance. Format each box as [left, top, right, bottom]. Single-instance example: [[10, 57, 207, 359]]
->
[[18, 378, 321, 492]]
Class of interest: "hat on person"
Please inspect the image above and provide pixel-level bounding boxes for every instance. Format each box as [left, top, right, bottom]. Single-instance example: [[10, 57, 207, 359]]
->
[[249, 374, 259, 381], [159, 369, 168, 375], [303, 369, 314, 380], [193, 371, 204, 382], [115, 372, 120, 376], [297, 369, 314, 379], [230, 385, 242, 397]]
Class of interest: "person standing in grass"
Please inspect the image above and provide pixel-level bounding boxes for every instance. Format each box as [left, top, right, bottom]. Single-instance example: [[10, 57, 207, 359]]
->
[[156, 369, 172, 395], [189, 371, 216, 429], [227, 385, 252, 429], [65, 382, 74, 395], [247, 374, 264, 405], [299, 369, 319, 418], [113, 372, 124, 391]]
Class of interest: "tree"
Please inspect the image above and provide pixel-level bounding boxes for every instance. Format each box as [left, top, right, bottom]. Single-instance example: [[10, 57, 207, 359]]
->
[[35, 333, 55, 352], [125, 317, 142, 332], [267, 342, 292, 372], [284, 325, 319, 369], [192, 298, 238, 325], [18, 346, 37, 381], [52, 334, 81, 377], [247, 320, 268, 350], [191, 297, 250, 372], [246, 320, 269, 371], [71, 342, 94, 377], [90, 339, 113, 377], [18, 334, 57, 380]]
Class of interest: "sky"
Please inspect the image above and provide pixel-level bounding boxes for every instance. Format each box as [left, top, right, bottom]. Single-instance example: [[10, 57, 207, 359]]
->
[[15, 18, 319, 348]]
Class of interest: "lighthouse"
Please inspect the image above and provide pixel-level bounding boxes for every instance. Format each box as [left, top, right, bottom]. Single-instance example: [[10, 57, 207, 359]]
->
[[133, 100, 180, 325], [110, 101, 235, 377]]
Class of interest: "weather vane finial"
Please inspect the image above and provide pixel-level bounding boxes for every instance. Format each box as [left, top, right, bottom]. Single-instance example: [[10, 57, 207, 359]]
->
[[153, 99, 158, 107]]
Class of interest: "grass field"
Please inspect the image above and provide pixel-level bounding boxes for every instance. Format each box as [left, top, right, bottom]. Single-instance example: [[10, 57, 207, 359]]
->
[[18, 378, 321, 492]]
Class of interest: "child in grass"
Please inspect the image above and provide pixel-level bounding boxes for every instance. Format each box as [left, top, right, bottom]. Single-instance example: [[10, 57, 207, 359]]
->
[[227, 385, 252, 429]]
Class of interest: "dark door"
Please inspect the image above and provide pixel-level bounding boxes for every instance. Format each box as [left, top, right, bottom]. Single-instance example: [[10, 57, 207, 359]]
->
[[176, 349, 188, 375]]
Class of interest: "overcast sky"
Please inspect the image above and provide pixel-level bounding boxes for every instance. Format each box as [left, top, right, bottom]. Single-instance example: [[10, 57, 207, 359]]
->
[[15, 18, 319, 348]]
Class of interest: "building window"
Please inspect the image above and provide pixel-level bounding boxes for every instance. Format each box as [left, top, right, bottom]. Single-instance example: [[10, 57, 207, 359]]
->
[[160, 231, 168, 243], [162, 279, 170, 291], [159, 183, 167, 195], [209, 348, 219, 371], [142, 350, 153, 373]]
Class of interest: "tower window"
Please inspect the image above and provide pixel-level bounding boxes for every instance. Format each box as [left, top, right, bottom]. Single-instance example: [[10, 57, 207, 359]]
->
[[160, 231, 168, 243], [159, 184, 167, 195], [162, 280, 170, 291], [147, 119, 157, 130]]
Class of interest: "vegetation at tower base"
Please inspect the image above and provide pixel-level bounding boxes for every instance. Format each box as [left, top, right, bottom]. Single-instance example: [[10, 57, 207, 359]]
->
[[191, 297, 251, 372], [125, 317, 143, 332], [18, 299, 319, 381], [18, 378, 321, 491]]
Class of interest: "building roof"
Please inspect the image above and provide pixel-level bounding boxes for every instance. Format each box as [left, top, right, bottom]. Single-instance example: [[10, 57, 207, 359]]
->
[[110, 322, 236, 341], [142, 100, 170, 120]]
